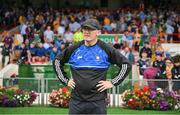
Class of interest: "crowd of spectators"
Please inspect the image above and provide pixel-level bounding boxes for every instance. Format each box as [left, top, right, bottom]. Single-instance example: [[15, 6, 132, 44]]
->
[[0, 3, 179, 92]]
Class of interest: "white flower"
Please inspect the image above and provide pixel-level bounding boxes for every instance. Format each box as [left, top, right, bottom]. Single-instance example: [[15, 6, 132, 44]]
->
[[174, 105, 179, 110], [157, 88, 163, 93]]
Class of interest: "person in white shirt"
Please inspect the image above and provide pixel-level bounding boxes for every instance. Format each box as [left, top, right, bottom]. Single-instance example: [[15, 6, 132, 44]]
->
[[121, 47, 130, 59], [64, 27, 74, 45], [165, 22, 174, 43], [69, 19, 81, 32], [57, 24, 65, 35], [20, 23, 27, 35], [20, 22, 27, 42], [141, 23, 149, 45], [44, 26, 54, 42]]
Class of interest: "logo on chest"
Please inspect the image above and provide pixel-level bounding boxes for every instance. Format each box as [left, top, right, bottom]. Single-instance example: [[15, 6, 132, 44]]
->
[[96, 56, 100, 60], [77, 56, 82, 59]]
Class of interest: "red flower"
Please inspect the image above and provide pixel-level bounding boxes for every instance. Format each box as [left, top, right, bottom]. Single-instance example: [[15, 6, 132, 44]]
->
[[135, 101, 141, 105], [143, 86, 149, 92], [135, 89, 142, 96], [129, 99, 136, 105], [62, 87, 68, 93]]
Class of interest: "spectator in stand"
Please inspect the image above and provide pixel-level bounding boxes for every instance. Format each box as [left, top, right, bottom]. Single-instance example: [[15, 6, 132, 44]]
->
[[149, 22, 158, 49], [20, 22, 28, 42], [156, 44, 164, 55], [64, 27, 74, 46], [27, 43, 36, 63], [45, 42, 54, 61], [35, 13, 44, 30], [131, 19, 138, 33], [73, 27, 83, 43], [139, 42, 152, 59], [172, 17, 179, 43], [1, 44, 12, 67], [124, 26, 134, 48], [117, 17, 127, 33], [24, 39, 30, 50], [3, 31, 13, 49], [159, 24, 166, 43], [131, 47, 140, 64], [49, 47, 59, 62], [113, 35, 121, 44], [43, 39, 51, 51], [164, 59, 174, 79], [133, 28, 141, 51], [141, 23, 149, 45], [153, 51, 167, 89], [138, 11, 146, 22], [18, 43, 29, 64], [69, 18, 81, 32], [128, 48, 135, 63], [104, 16, 111, 26], [143, 66, 160, 90], [34, 19, 43, 33], [39, 24, 46, 42], [164, 52, 172, 61], [172, 55, 180, 94], [57, 23, 65, 36], [55, 35, 64, 51], [137, 51, 150, 76], [25, 26, 34, 44], [110, 19, 117, 32], [44, 26, 54, 42], [35, 43, 47, 63], [165, 21, 174, 43], [121, 46, 134, 62], [53, 17, 60, 34]]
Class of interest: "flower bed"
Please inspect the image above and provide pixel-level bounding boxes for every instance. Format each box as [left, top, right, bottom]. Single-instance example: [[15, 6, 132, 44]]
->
[[49, 87, 71, 107], [122, 86, 180, 110], [0, 86, 38, 107]]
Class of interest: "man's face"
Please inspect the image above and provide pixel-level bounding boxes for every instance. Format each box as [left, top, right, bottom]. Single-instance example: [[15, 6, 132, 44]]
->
[[82, 27, 100, 42], [124, 47, 129, 52], [30, 44, 34, 48], [174, 62, 180, 67], [145, 44, 149, 48], [156, 55, 162, 61], [142, 52, 147, 58], [47, 26, 51, 30]]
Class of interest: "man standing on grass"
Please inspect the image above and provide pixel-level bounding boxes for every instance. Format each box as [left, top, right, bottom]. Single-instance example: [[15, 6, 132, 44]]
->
[[53, 19, 132, 114]]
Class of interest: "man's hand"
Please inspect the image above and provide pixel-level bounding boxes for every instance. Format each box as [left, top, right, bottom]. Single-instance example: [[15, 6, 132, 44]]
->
[[96, 80, 114, 92], [67, 79, 75, 89]]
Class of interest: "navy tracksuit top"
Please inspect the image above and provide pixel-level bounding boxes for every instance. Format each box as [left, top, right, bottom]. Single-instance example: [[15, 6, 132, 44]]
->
[[53, 40, 131, 101]]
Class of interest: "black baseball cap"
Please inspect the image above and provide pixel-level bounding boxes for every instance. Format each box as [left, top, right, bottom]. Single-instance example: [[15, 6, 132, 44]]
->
[[82, 19, 101, 30]]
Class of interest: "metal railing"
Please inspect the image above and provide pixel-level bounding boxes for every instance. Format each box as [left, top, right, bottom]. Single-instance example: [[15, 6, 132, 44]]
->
[[0, 77, 179, 107]]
